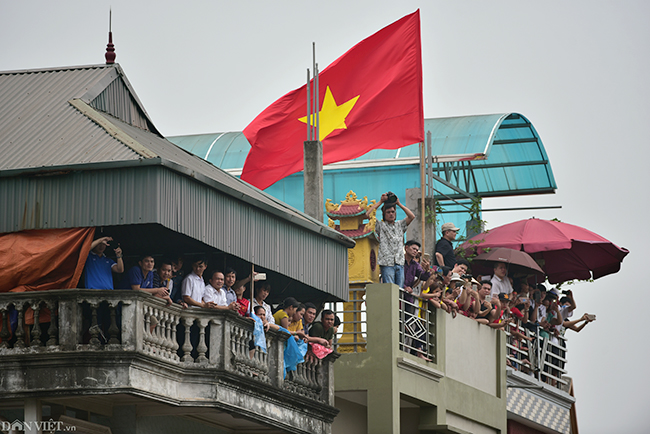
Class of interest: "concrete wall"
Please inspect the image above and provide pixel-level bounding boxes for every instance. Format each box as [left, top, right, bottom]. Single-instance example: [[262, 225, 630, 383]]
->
[[333, 283, 507, 434], [445, 314, 500, 396], [331, 396, 368, 434]]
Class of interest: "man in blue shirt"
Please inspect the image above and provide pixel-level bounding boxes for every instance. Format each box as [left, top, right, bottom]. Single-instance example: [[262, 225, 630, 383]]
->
[[84, 236, 124, 289], [119, 254, 171, 304]]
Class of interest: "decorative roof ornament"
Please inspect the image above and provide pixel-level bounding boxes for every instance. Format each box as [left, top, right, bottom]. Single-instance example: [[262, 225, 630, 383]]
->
[[105, 9, 116, 64], [326, 190, 377, 241]]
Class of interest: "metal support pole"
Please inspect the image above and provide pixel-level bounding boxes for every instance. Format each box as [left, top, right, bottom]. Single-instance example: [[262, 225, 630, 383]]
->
[[420, 141, 426, 254], [427, 131, 436, 240], [303, 43, 323, 221], [306, 69, 311, 140]]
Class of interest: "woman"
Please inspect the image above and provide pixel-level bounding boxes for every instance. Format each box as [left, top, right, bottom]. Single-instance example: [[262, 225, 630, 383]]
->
[[288, 304, 306, 334], [273, 297, 299, 329], [273, 297, 306, 339]]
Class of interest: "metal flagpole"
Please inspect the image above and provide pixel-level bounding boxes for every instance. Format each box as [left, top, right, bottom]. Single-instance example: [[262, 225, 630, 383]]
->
[[303, 42, 323, 221], [313, 43, 317, 140], [314, 62, 320, 141], [306, 69, 311, 140], [250, 263, 255, 316], [427, 131, 435, 245], [420, 141, 426, 255]]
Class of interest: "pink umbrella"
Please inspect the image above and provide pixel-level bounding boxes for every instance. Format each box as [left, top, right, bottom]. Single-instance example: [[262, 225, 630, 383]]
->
[[460, 218, 629, 284]]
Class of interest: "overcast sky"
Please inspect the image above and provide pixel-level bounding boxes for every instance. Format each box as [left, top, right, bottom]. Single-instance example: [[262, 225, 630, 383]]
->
[[2, 1, 648, 432]]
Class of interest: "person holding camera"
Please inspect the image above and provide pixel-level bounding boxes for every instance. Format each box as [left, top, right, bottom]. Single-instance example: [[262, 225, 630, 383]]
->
[[84, 236, 124, 289], [366, 192, 415, 287]]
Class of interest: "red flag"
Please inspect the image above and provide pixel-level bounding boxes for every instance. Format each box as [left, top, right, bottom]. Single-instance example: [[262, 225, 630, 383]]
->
[[242, 10, 424, 190]]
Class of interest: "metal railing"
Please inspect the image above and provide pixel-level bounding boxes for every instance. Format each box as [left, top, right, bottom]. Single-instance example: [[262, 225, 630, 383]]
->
[[330, 288, 367, 353], [398, 288, 436, 362], [328, 285, 570, 391], [329, 287, 436, 362], [505, 322, 569, 391]]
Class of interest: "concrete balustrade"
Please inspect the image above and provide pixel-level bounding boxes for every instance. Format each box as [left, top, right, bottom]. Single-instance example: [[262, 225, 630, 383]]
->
[[0, 289, 340, 434]]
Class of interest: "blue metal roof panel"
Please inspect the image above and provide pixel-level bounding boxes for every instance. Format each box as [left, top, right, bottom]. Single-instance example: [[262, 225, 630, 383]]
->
[[425, 114, 509, 158], [167, 112, 556, 201]]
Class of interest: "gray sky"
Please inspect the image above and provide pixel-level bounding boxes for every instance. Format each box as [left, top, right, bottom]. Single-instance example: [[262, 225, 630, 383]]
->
[[2, 1, 648, 432]]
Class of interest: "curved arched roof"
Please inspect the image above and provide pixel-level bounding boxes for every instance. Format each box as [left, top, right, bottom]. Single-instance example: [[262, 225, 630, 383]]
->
[[168, 113, 556, 212]]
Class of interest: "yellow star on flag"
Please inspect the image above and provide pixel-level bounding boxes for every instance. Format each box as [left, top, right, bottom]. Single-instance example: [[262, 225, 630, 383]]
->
[[299, 86, 360, 141]]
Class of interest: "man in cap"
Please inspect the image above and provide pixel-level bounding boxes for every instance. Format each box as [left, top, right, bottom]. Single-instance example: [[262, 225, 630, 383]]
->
[[435, 223, 460, 269]]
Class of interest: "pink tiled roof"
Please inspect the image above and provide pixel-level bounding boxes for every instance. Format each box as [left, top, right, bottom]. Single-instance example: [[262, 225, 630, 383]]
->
[[327, 203, 366, 217]]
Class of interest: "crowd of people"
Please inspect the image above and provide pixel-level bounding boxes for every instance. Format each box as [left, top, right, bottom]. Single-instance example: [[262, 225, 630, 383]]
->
[[83, 236, 339, 353], [368, 192, 596, 382], [87, 190, 597, 384]]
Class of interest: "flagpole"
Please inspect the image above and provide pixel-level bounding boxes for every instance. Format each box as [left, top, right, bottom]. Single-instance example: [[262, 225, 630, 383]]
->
[[420, 140, 426, 255], [314, 63, 320, 141], [304, 43, 324, 222], [306, 69, 311, 140], [313, 43, 317, 140]]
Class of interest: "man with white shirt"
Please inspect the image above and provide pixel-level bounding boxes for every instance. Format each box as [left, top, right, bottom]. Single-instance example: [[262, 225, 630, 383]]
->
[[203, 271, 238, 311], [490, 262, 514, 299], [182, 258, 208, 308], [250, 280, 275, 325]]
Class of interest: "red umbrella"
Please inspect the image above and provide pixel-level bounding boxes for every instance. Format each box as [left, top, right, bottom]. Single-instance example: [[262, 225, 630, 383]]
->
[[460, 218, 629, 284], [470, 247, 545, 279]]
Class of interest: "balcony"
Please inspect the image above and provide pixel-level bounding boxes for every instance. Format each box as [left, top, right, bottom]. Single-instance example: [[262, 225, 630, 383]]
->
[[0, 289, 339, 434], [330, 284, 575, 434]]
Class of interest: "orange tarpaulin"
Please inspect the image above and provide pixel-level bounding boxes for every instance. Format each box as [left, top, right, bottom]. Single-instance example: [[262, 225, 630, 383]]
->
[[0, 227, 95, 323]]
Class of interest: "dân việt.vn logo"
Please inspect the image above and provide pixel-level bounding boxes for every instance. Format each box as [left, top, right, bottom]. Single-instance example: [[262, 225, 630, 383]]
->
[[0, 419, 76, 432]]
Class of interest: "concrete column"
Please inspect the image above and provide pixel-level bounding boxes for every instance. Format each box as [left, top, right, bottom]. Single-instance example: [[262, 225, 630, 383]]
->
[[208, 316, 225, 368], [365, 284, 401, 434], [120, 298, 141, 351], [57, 297, 77, 350], [303, 140, 323, 222], [24, 398, 41, 434]]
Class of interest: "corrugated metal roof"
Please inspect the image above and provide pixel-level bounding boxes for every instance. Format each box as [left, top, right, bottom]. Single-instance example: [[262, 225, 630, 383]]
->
[[0, 63, 354, 301], [0, 65, 142, 171], [0, 64, 351, 247], [168, 114, 546, 170], [167, 113, 557, 212], [0, 166, 350, 300]]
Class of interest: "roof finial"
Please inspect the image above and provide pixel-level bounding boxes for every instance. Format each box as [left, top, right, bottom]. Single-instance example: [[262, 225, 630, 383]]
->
[[105, 8, 116, 64]]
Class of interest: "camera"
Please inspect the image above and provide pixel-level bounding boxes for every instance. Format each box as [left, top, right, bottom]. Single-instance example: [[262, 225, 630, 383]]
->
[[385, 191, 397, 206]]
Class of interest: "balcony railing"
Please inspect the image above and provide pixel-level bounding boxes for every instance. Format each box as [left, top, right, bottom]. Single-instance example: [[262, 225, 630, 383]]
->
[[0, 289, 337, 405], [505, 323, 569, 391], [331, 287, 436, 360], [332, 286, 569, 391]]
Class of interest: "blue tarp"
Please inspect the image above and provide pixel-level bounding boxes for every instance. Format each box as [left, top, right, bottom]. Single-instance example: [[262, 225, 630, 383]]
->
[[251, 313, 267, 354], [279, 327, 308, 378]]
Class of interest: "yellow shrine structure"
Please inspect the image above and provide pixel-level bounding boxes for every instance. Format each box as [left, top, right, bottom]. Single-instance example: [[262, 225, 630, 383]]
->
[[326, 191, 380, 353]]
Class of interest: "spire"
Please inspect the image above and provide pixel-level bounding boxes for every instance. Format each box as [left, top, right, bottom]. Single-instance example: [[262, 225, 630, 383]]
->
[[105, 8, 116, 64]]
